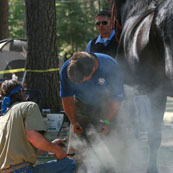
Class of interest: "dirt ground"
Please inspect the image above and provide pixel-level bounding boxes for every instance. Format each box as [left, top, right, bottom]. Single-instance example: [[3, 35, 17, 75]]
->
[[157, 126, 173, 173], [158, 97, 173, 172]]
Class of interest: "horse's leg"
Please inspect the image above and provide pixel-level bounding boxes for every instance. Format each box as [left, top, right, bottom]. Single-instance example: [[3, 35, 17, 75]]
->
[[147, 93, 167, 173]]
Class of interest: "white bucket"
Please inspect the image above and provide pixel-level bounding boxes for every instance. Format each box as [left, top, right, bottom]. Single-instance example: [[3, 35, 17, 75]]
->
[[47, 114, 64, 132]]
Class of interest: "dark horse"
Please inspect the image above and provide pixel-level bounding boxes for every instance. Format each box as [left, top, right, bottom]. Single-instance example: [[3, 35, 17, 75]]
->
[[111, 0, 173, 173]]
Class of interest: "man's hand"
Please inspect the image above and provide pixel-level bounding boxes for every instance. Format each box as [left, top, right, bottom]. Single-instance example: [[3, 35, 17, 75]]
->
[[72, 122, 83, 134], [53, 144, 67, 159], [26, 130, 67, 160], [52, 139, 67, 159]]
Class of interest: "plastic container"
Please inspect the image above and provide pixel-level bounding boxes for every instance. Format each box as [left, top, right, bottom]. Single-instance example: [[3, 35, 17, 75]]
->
[[47, 114, 64, 132]]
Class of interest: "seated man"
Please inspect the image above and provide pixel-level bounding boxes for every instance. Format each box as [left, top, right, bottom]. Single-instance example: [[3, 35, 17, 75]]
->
[[0, 79, 76, 173]]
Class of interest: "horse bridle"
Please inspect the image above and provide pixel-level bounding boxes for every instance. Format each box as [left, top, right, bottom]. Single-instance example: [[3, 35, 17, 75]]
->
[[111, 2, 122, 43]]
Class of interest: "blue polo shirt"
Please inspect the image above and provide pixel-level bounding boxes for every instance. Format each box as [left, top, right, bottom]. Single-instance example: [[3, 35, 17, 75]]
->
[[86, 30, 115, 52], [60, 53, 125, 106]]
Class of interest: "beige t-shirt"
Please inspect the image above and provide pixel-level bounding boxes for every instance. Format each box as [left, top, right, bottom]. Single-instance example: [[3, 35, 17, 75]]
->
[[0, 101, 47, 169]]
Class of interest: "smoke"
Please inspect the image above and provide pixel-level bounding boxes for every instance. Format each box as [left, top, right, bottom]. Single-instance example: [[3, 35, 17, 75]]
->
[[72, 126, 120, 173], [74, 121, 148, 173], [82, 128, 120, 173], [71, 85, 168, 173]]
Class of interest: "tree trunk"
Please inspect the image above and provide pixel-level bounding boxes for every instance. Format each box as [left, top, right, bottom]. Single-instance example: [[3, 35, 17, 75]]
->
[[0, 0, 8, 39], [25, 0, 61, 112]]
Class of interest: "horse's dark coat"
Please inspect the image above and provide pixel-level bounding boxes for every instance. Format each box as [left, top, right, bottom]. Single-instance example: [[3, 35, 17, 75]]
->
[[111, 0, 173, 172]]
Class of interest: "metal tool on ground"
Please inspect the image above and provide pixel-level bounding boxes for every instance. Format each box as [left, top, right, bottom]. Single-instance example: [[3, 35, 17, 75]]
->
[[48, 153, 75, 157]]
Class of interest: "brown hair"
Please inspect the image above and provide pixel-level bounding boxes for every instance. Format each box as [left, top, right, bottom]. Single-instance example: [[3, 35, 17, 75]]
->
[[0, 79, 24, 105], [67, 52, 96, 83]]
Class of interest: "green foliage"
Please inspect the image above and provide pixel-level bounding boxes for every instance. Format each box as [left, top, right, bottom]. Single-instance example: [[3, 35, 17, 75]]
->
[[99, 0, 111, 11], [8, 0, 111, 60], [8, 0, 25, 38], [56, 0, 98, 60]]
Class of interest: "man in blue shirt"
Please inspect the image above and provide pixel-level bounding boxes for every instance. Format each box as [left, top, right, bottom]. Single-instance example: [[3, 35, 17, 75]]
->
[[60, 52, 125, 170], [86, 10, 119, 58]]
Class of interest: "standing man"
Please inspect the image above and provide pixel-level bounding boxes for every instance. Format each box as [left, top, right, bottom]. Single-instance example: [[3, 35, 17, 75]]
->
[[0, 79, 75, 173], [86, 10, 119, 58], [60, 52, 125, 170]]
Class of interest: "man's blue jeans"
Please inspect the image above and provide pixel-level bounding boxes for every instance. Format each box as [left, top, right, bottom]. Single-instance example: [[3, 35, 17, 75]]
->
[[13, 159, 76, 173]]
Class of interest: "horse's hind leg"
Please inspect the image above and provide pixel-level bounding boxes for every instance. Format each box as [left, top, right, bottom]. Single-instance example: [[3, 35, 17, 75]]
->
[[147, 93, 167, 173]]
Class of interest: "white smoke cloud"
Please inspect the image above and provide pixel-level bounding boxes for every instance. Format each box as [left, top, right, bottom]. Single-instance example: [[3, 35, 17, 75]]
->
[[71, 85, 170, 173]]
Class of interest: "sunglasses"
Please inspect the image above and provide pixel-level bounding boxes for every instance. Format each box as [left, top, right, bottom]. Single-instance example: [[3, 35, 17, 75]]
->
[[95, 21, 108, 26]]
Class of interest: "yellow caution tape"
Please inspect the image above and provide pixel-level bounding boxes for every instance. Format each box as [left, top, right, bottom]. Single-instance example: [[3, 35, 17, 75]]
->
[[0, 68, 59, 74], [27, 68, 59, 73], [0, 68, 25, 74]]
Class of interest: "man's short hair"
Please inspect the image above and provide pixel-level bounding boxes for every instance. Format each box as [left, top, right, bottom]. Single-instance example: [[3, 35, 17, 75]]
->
[[67, 52, 96, 83], [96, 10, 111, 18], [0, 79, 23, 104]]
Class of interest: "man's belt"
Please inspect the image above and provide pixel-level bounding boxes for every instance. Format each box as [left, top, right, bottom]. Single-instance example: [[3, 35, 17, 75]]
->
[[0, 162, 32, 173]]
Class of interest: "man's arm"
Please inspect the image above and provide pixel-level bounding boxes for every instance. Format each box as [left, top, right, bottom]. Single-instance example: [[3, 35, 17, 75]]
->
[[105, 101, 121, 122], [85, 40, 92, 52], [62, 96, 83, 134], [100, 100, 122, 134], [26, 130, 67, 159], [62, 96, 76, 125]]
